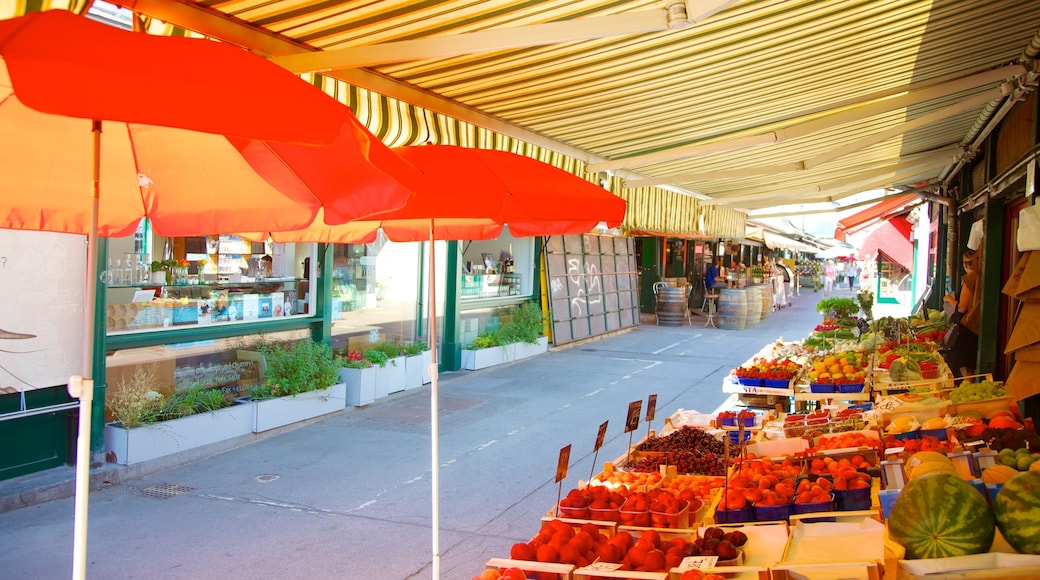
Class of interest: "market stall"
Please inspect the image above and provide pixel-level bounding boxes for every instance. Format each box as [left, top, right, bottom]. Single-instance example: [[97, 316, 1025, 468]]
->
[[471, 300, 1040, 580]]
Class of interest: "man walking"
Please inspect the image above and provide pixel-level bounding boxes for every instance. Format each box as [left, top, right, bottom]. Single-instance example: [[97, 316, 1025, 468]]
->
[[846, 262, 859, 290]]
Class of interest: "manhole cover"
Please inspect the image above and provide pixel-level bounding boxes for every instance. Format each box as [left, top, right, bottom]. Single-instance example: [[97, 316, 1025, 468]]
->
[[136, 483, 195, 500], [255, 474, 280, 483]]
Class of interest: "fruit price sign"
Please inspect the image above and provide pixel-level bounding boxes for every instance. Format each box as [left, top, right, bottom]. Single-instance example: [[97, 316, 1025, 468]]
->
[[594, 420, 608, 452], [590, 420, 609, 480], [646, 394, 657, 423], [555, 444, 571, 483], [625, 400, 642, 433], [678, 556, 719, 571]]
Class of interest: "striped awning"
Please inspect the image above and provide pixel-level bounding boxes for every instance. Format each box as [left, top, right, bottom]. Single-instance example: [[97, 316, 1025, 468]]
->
[[21, 0, 1040, 238]]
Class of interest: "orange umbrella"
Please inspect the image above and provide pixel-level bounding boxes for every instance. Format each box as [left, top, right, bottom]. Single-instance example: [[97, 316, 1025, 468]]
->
[[251, 144, 626, 578], [0, 11, 413, 577]]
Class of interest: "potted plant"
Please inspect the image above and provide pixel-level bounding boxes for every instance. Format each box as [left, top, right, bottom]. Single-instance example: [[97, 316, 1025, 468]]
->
[[104, 365, 252, 465], [370, 340, 407, 397], [246, 338, 345, 432], [498, 301, 547, 360], [461, 330, 505, 370], [150, 258, 177, 284], [402, 339, 429, 390], [338, 349, 376, 406], [461, 302, 548, 370]]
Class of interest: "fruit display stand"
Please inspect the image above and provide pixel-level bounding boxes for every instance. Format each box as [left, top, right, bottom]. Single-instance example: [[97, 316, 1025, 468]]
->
[[674, 522, 789, 580]]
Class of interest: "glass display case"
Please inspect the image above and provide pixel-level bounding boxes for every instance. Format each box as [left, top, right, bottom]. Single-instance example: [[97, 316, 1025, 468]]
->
[[105, 278, 305, 334]]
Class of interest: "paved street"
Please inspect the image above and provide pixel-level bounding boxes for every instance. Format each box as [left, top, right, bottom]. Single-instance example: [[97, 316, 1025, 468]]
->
[[0, 287, 836, 579]]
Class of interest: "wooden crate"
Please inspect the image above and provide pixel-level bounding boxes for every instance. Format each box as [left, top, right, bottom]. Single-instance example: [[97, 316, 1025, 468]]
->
[[483, 558, 575, 580], [573, 566, 667, 579]]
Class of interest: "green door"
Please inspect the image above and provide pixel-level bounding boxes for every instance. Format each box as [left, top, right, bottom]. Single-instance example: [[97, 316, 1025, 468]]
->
[[637, 237, 661, 313]]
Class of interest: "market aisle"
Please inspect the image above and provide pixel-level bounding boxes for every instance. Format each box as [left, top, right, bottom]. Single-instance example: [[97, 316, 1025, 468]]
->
[[0, 289, 828, 579]]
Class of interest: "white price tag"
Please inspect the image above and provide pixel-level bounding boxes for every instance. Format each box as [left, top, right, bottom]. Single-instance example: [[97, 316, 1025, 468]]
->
[[580, 562, 623, 572], [678, 555, 718, 571]]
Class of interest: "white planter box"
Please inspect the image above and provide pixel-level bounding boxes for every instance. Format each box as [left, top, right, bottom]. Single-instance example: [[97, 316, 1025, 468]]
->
[[251, 383, 346, 433], [404, 355, 424, 390], [421, 350, 433, 384], [375, 356, 406, 398], [104, 402, 254, 466], [513, 336, 549, 361], [462, 336, 548, 370], [461, 345, 507, 370], [340, 367, 377, 406]]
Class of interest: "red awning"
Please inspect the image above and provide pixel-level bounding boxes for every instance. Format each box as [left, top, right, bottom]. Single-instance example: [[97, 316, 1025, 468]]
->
[[857, 216, 914, 269], [834, 194, 919, 241]]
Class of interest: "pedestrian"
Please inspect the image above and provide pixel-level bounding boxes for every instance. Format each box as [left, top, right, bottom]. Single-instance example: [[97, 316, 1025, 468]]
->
[[822, 259, 837, 296], [945, 250, 981, 377], [846, 262, 859, 290], [704, 259, 719, 291]]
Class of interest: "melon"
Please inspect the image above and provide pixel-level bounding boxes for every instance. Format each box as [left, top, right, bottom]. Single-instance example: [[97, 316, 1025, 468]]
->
[[888, 473, 995, 559], [982, 465, 1020, 484], [909, 461, 957, 480], [993, 471, 1040, 554], [906, 451, 956, 480]]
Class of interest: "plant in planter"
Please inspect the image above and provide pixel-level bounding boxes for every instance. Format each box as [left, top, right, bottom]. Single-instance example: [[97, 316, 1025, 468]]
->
[[252, 338, 341, 399], [107, 365, 164, 428], [150, 259, 177, 284], [245, 338, 346, 433], [462, 303, 548, 370], [497, 301, 543, 345], [337, 349, 377, 406], [104, 367, 253, 465], [401, 339, 430, 389], [369, 340, 407, 396]]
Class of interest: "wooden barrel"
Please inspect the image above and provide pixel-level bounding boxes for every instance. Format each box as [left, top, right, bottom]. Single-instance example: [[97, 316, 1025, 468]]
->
[[717, 288, 748, 330], [759, 284, 772, 322], [744, 286, 762, 327], [655, 286, 687, 326]]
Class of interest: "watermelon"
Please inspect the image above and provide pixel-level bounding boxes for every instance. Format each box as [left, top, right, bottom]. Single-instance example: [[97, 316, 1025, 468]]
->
[[994, 471, 1040, 554], [888, 473, 995, 559]]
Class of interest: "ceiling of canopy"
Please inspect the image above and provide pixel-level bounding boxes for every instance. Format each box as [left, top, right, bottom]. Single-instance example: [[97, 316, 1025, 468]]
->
[[101, 0, 1040, 213]]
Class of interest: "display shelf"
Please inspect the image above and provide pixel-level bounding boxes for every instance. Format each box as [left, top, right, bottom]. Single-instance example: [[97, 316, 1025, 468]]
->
[[460, 273, 521, 299], [106, 277, 301, 333]]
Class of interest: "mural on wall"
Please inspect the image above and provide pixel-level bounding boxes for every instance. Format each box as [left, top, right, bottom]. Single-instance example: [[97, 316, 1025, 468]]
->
[[0, 230, 85, 393]]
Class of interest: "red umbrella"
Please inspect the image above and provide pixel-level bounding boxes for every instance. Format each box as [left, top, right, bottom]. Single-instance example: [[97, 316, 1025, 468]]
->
[[249, 144, 627, 578], [0, 10, 412, 577]]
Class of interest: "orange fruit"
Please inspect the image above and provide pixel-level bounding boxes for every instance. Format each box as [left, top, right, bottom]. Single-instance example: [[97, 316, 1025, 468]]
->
[[535, 544, 559, 563]]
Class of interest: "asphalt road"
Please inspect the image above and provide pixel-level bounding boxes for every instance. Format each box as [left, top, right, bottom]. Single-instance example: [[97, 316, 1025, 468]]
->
[[0, 288, 831, 579]]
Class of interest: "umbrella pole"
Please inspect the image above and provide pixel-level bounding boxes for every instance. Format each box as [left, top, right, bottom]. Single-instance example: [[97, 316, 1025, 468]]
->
[[428, 230, 440, 579], [71, 120, 102, 580]]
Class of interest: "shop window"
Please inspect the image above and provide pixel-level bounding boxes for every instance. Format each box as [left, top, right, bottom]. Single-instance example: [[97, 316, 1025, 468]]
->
[[460, 230, 534, 301], [328, 236, 420, 354], [103, 329, 309, 416]]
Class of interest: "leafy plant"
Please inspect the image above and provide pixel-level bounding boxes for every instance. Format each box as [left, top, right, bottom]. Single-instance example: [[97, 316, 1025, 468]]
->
[[498, 301, 543, 344], [816, 296, 859, 320], [156, 385, 234, 422], [256, 339, 340, 398], [466, 331, 501, 350], [402, 339, 429, 356], [337, 349, 373, 369], [362, 349, 391, 368], [150, 259, 177, 273], [107, 365, 164, 428], [372, 340, 407, 359]]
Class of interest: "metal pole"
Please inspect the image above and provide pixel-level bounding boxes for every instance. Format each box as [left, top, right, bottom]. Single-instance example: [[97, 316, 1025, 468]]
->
[[428, 227, 440, 579], [72, 119, 102, 580]]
